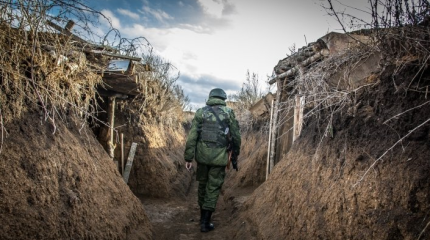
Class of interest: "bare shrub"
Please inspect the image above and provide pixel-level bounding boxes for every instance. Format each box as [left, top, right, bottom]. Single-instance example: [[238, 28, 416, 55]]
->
[[229, 70, 268, 133], [0, 0, 190, 154]]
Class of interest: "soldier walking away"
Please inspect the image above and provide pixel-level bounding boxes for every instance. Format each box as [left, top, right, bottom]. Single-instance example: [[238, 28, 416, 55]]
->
[[184, 88, 241, 233]]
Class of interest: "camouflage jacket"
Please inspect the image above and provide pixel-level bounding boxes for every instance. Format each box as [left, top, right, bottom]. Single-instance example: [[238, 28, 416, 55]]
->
[[184, 97, 241, 166]]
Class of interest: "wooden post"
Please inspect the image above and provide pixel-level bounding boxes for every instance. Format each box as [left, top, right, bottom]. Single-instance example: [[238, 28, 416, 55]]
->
[[123, 142, 137, 184], [293, 96, 305, 142], [107, 96, 116, 159], [269, 79, 282, 172], [266, 99, 275, 180], [120, 133, 124, 174]]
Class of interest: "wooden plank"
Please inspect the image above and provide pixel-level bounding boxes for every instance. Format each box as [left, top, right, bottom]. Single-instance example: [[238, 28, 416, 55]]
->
[[123, 142, 138, 184], [92, 50, 141, 61], [293, 96, 305, 142], [269, 79, 282, 172], [101, 74, 140, 96], [107, 97, 116, 159]]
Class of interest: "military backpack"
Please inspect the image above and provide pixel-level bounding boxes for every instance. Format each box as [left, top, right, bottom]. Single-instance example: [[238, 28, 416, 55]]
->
[[199, 105, 230, 148]]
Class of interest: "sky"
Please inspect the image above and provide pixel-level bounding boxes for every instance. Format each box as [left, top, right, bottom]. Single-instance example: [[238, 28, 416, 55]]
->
[[85, 0, 368, 109]]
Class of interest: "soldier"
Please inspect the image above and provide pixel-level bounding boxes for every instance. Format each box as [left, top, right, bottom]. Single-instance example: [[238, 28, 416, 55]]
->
[[184, 88, 241, 233]]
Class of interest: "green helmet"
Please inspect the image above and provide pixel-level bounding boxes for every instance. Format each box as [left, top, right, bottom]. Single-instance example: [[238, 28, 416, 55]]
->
[[209, 88, 227, 100]]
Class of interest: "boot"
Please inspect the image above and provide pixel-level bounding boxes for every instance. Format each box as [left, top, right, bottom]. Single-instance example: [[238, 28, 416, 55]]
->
[[200, 210, 215, 232], [200, 208, 205, 225]]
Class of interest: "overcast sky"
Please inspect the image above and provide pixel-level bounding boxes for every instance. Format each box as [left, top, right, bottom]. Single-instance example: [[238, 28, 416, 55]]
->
[[86, 0, 368, 109]]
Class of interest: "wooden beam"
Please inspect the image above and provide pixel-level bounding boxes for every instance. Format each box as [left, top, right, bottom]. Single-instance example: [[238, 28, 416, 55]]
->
[[107, 97, 116, 159], [123, 142, 138, 184], [266, 99, 274, 180], [91, 50, 142, 62]]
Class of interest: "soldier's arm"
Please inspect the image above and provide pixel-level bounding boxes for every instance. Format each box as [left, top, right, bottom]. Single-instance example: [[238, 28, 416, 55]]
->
[[184, 109, 203, 161], [229, 110, 241, 156]]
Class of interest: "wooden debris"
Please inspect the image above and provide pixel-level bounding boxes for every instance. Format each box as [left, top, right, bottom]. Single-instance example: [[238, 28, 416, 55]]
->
[[123, 143, 138, 184]]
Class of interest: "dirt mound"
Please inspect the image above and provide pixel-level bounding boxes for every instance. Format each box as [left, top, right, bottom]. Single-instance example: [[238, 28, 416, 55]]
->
[[231, 64, 430, 239], [0, 110, 152, 239]]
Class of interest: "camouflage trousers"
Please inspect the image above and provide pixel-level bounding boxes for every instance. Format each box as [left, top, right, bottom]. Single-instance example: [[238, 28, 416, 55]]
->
[[196, 163, 226, 212]]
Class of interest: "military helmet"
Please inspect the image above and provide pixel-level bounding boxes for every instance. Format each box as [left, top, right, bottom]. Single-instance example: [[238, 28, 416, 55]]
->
[[209, 88, 227, 100]]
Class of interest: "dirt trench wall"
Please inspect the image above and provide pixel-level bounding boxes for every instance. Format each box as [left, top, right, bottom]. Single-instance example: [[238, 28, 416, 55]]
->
[[112, 105, 191, 199], [233, 65, 430, 240], [0, 110, 152, 240], [224, 131, 268, 188]]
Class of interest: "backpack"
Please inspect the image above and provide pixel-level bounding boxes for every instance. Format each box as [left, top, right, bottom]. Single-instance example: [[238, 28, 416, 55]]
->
[[199, 105, 230, 148]]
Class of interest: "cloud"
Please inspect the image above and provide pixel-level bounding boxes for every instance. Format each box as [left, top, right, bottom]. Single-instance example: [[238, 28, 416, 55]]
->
[[100, 9, 121, 29], [177, 23, 213, 34], [140, 6, 173, 23], [117, 8, 139, 20], [221, 0, 237, 16], [178, 73, 242, 108], [197, 0, 237, 17]]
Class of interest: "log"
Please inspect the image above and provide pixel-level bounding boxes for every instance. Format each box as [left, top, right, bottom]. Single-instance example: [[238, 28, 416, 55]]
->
[[269, 49, 330, 84], [123, 142, 138, 184]]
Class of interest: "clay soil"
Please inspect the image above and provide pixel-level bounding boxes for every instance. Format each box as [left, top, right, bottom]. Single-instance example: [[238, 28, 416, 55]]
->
[[0, 110, 152, 239], [231, 64, 430, 239]]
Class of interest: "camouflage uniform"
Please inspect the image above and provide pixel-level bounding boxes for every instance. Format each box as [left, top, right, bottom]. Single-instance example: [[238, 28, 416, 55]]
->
[[184, 96, 241, 212]]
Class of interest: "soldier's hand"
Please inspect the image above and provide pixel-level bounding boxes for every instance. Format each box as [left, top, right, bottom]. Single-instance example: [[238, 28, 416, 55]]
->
[[231, 154, 238, 171], [186, 162, 192, 171]]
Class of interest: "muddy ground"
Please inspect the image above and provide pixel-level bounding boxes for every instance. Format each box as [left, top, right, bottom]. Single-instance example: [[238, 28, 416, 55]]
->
[[140, 130, 268, 239], [142, 174, 256, 240]]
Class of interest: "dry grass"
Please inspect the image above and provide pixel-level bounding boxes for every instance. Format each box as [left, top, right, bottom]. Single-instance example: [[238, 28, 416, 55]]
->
[[0, 23, 102, 126]]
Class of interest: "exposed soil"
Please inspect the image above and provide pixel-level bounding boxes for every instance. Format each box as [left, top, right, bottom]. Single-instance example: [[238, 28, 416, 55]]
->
[[0, 110, 152, 239], [231, 64, 430, 239]]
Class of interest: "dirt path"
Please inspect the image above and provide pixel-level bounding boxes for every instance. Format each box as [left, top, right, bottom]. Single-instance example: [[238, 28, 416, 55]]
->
[[141, 177, 252, 240]]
